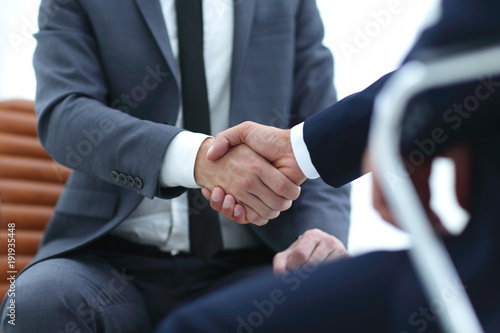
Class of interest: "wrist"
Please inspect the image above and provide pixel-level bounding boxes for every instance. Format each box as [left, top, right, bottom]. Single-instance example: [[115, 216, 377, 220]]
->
[[278, 129, 306, 185], [194, 137, 215, 187]]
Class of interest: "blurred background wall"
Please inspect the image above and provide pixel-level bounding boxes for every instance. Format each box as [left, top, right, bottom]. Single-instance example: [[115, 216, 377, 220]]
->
[[0, 0, 449, 255]]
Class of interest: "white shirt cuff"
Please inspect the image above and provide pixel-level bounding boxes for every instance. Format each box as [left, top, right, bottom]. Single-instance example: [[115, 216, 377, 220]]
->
[[290, 122, 320, 179], [160, 131, 211, 188]]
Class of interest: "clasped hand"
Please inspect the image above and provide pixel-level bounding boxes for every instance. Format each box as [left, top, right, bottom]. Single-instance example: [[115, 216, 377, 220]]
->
[[193, 121, 305, 225]]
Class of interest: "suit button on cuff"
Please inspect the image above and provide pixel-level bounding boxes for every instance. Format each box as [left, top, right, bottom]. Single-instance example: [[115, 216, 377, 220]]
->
[[134, 177, 144, 189], [118, 173, 127, 185], [126, 176, 135, 187], [111, 171, 120, 182]]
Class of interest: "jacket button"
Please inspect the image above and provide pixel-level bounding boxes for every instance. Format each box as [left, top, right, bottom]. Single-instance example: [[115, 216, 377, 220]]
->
[[118, 173, 127, 185], [126, 176, 135, 187], [134, 177, 144, 189], [111, 171, 120, 182]]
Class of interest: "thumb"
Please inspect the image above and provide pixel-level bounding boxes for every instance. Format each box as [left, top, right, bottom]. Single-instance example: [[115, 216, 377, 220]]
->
[[206, 135, 231, 161], [206, 122, 256, 161]]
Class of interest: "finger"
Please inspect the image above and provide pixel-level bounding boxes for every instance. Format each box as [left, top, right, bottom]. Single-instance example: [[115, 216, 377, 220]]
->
[[231, 172, 285, 220], [233, 204, 247, 224], [285, 238, 316, 272], [273, 250, 292, 276], [258, 165, 301, 202], [242, 202, 273, 226], [325, 249, 351, 262], [201, 187, 211, 200], [206, 135, 232, 161], [206, 188, 253, 224], [207, 122, 257, 161], [209, 187, 225, 212], [239, 156, 297, 210], [221, 194, 236, 219], [307, 237, 347, 267]]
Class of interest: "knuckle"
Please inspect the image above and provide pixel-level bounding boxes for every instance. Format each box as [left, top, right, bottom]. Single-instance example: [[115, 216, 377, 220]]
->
[[273, 253, 285, 263], [273, 179, 289, 197], [214, 132, 224, 141], [324, 237, 338, 248], [260, 206, 275, 220], [239, 177, 255, 190], [247, 210, 266, 226], [254, 218, 268, 226], [248, 161, 263, 174], [246, 210, 259, 223], [241, 121, 254, 133], [293, 249, 308, 262], [273, 197, 291, 212], [268, 210, 280, 220], [304, 228, 321, 239]]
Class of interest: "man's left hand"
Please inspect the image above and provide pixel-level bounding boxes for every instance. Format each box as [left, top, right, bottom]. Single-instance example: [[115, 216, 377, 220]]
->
[[272, 229, 350, 276]]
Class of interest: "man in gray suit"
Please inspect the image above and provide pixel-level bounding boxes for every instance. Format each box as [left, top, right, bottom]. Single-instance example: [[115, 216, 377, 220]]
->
[[0, 0, 350, 331]]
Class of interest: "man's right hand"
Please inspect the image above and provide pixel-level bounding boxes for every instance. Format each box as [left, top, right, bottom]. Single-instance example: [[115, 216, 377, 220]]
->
[[194, 137, 301, 226]]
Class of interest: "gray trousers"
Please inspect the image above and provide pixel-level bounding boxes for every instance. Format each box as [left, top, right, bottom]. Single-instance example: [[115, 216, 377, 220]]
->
[[0, 239, 273, 332]]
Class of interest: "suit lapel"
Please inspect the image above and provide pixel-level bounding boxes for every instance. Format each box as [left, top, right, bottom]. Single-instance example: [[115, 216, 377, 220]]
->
[[231, 0, 256, 94], [135, 0, 180, 85]]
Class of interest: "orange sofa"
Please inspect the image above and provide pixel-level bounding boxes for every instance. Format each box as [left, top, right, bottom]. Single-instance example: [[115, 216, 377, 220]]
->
[[0, 100, 71, 297]]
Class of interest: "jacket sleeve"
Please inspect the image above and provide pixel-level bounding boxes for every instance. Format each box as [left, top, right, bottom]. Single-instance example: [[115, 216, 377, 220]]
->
[[303, 0, 500, 188], [303, 73, 393, 188], [33, 0, 185, 200]]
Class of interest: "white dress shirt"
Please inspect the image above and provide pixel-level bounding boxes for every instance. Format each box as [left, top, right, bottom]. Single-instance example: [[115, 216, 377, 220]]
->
[[290, 122, 320, 179], [111, 0, 263, 252]]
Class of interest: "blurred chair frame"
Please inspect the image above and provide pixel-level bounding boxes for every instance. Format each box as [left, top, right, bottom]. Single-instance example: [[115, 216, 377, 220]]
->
[[370, 44, 500, 333]]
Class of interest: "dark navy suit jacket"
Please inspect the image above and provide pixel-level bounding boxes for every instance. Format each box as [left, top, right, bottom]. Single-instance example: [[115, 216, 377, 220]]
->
[[157, 0, 500, 331], [29, 0, 351, 271]]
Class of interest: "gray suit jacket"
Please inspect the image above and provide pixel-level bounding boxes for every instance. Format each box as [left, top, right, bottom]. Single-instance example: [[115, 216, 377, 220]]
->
[[31, 0, 351, 267]]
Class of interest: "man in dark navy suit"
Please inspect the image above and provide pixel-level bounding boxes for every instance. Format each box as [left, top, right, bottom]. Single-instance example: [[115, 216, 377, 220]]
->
[[156, 0, 500, 331]]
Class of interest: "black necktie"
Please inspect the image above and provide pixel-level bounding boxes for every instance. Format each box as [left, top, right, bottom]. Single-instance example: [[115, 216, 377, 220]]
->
[[176, 0, 223, 261]]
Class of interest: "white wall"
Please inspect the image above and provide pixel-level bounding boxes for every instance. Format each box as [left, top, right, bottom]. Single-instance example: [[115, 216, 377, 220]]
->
[[0, 0, 444, 255], [0, 1, 39, 100]]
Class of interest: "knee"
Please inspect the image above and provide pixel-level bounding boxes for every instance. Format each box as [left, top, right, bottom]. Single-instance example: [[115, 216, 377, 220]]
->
[[0, 257, 113, 332], [1, 260, 87, 330]]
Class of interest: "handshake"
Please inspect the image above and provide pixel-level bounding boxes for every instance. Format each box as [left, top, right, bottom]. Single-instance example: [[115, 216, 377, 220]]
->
[[193, 121, 306, 226]]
